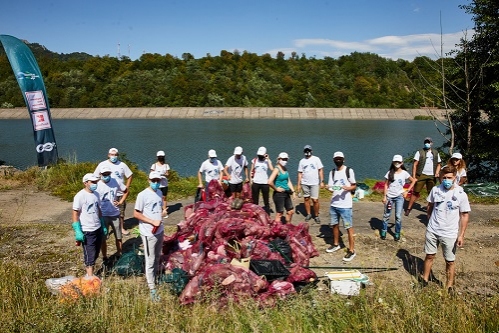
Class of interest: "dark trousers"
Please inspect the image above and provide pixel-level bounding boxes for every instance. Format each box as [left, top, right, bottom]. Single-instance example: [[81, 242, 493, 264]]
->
[[252, 183, 270, 209], [82, 228, 103, 267]]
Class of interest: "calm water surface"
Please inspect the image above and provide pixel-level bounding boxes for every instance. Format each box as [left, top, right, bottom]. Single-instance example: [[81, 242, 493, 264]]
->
[[0, 119, 444, 181]]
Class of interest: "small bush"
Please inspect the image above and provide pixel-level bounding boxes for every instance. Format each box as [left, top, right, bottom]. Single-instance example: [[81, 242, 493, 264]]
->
[[414, 115, 434, 120]]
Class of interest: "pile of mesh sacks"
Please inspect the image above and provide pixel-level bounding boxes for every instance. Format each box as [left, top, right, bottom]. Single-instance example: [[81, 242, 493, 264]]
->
[[161, 180, 319, 306]]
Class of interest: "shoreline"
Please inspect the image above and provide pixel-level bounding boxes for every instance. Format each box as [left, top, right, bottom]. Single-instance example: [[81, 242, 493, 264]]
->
[[0, 107, 445, 120]]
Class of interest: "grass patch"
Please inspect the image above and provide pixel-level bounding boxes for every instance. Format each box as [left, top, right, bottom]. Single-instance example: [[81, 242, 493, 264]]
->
[[414, 115, 435, 120]]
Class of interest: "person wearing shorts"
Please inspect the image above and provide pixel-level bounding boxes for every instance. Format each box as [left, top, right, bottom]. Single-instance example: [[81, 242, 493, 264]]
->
[[268, 152, 295, 224], [224, 146, 249, 199], [326, 152, 357, 262], [421, 166, 470, 292], [297, 145, 324, 223]]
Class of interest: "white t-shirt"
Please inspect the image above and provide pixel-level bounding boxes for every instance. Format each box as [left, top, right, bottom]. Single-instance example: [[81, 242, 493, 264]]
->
[[414, 150, 441, 176], [95, 178, 127, 217], [384, 170, 411, 198], [426, 184, 471, 238], [225, 155, 248, 184], [298, 156, 324, 185], [252, 158, 271, 184], [328, 167, 356, 209], [456, 169, 467, 185], [73, 189, 101, 232], [135, 187, 165, 237], [94, 160, 133, 196], [150, 162, 170, 187], [199, 159, 224, 183]]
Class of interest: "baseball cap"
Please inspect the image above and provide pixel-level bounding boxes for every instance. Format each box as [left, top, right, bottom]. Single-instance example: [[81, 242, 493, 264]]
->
[[156, 150, 165, 157], [108, 148, 119, 154], [257, 146, 267, 155], [451, 152, 462, 160], [233, 146, 243, 155], [278, 152, 289, 159], [148, 171, 163, 180], [424, 137, 433, 143], [83, 173, 99, 182], [333, 151, 344, 159], [208, 149, 217, 158], [303, 145, 312, 151], [100, 165, 112, 174], [392, 154, 403, 162]]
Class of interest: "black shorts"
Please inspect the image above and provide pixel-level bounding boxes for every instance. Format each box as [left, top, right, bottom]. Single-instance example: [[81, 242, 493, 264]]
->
[[82, 228, 103, 267], [160, 186, 168, 197], [229, 182, 243, 193], [273, 191, 293, 213]]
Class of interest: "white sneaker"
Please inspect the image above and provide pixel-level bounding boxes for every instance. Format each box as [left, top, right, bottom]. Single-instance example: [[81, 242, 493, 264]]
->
[[326, 244, 341, 253], [342, 250, 356, 262]]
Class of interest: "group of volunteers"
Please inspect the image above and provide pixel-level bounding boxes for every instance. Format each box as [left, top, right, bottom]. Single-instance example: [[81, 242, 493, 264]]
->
[[71, 135, 471, 299]]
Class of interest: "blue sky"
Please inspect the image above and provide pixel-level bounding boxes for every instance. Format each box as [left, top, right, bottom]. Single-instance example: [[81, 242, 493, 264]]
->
[[1, 0, 473, 61]]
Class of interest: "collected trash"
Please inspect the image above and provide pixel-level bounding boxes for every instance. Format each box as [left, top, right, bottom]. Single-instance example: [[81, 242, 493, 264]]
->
[[112, 245, 145, 277], [463, 183, 499, 197], [325, 269, 370, 296], [46, 275, 102, 301]]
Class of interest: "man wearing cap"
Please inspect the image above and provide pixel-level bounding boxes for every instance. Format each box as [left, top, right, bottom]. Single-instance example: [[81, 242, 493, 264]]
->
[[198, 149, 224, 198], [94, 148, 133, 235], [297, 145, 324, 223], [150, 150, 170, 218], [224, 146, 249, 199], [326, 152, 357, 262], [406, 137, 442, 216], [72, 173, 106, 278], [133, 171, 165, 301], [95, 165, 128, 261]]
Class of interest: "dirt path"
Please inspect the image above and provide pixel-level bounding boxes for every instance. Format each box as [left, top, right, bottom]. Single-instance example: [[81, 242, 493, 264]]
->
[[1, 184, 498, 296]]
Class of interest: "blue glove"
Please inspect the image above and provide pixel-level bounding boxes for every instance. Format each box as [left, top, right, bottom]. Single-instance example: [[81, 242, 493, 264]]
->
[[72, 221, 85, 242], [100, 217, 108, 236]]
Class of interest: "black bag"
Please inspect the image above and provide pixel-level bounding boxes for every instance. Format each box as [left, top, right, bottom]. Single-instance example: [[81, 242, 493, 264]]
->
[[250, 260, 290, 281], [268, 238, 293, 264], [112, 246, 145, 277]]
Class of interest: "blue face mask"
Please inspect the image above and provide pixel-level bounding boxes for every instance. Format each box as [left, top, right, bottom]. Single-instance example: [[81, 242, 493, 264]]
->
[[102, 175, 111, 183], [150, 182, 160, 191], [109, 156, 118, 163], [442, 179, 453, 189], [89, 183, 98, 192], [424, 143, 431, 149]]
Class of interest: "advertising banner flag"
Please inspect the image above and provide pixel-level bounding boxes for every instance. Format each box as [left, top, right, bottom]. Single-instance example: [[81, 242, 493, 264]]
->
[[0, 35, 58, 167]]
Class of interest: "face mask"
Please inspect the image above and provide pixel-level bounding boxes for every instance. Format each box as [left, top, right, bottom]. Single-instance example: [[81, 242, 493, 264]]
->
[[210, 157, 217, 163], [102, 175, 111, 183], [442, 179, 453, 189], [393, 163, 402, 168], [109, 156, 118, 163], [334, 160, 343, 167], [424, 143, 431, 149], [304, 151, 312, 157], [89, 183, 98, 192], [150, 182, 160, 191], [279, 160, 288, 167]]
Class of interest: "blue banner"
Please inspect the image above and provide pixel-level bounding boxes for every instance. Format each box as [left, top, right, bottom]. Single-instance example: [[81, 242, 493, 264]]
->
[[0, 35, 58, 167]]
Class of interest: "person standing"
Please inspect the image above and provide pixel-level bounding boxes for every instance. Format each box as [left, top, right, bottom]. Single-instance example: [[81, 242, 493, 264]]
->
[[94, 148, 133, 235], [72, 173, 107, 278], [198, 149, 224, 198], [297, 145, 324, 223], [96, 165, 128, 261], [381, 155, 416, 241], [268, 152, 295, 224], [151, 150, 170, 218], [250, 146, 273, 213], [134, 171, 165, 302], [421, 166, 470, 293], [406, 137, 441, 216], [224, 146, 249, 199], [440, 152, 467, 186], [326, 151, 357, 262]]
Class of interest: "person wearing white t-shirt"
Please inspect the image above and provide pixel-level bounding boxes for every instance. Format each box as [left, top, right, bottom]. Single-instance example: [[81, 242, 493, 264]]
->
[[250, 146, 274, 213], [134, 171, 164, 302], [224, 146, 249, 199], [151, 150, 170, 218], [421, 166, 470, 292], [381, 155, 416, 241], [198, 149, 224, 199], [297, 145, 324, 224], [439, 152, 467, 186], [326, 152, 357, 262], [94, 147, 133, 235]]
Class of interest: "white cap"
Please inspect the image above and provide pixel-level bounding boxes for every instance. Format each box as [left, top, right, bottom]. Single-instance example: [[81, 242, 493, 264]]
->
[[278, 152, 289, 159], [83, 173, 99, 182], [208, 149, 217, 158], [156, 150, 165, 157], [234, 146, 243, 155], [392, 154, 403, 162], [257, 146, 267, 155], [333, 151, 344, 159], [148, 171, 163, 180], [100, 165, 112, 174], [451, 152, 462, 160], [108, 148, 118, 154]]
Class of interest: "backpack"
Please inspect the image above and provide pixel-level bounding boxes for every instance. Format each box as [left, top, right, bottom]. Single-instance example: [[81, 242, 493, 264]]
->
[[331, 166, 356, 195]]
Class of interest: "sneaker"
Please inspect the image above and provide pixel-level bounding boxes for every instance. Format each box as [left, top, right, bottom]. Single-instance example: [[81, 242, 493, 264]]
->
[[394, 233, 401, 242], [326, 244, 341, 253], [305, 214, 312, 222], [314, 216, 321, 224], [380, 230, 386, 240], [404, 209, 411, 217], [163, 214, 169, 219], [150, 289, 161, 302], [342, 249, 356, 262]]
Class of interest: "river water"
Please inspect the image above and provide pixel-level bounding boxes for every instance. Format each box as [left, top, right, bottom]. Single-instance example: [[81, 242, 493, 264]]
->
[[0, 118, 445, 181]]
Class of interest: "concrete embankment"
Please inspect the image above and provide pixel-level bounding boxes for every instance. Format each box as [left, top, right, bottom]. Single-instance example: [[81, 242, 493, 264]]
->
[[0, 107, 445, 120]]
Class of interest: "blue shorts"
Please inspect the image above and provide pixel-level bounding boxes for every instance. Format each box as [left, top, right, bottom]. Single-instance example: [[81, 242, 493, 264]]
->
[[329, 206, 353, 229], [82, 228, 103, 267]]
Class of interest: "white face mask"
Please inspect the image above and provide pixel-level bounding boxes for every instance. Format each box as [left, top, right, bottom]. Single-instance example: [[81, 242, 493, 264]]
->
[[394, 162, 402, 168], [279, 160, 288, 167]]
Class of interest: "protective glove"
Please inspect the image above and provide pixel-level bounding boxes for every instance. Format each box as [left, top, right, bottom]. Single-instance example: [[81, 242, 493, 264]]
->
[[72, 221, 85, 242], [100, 217, 108, 236]]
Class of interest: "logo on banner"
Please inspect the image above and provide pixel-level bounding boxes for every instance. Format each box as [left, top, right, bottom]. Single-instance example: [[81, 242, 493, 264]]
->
[[32, 110, 52, 131], [36, 142, 56, 153], [25, 90, 47, 111], [16, 71, 40, 80]]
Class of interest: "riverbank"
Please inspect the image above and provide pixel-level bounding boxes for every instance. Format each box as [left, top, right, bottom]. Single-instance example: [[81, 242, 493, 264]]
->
[[0, 107, 445, 120]]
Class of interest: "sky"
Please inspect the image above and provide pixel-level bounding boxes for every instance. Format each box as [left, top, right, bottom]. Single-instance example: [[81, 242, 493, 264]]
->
[[1, 0, 474, 61]]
